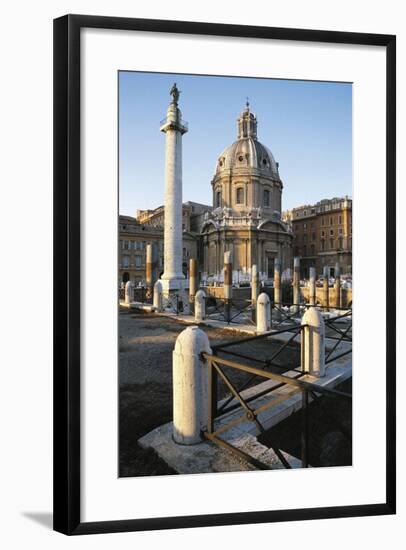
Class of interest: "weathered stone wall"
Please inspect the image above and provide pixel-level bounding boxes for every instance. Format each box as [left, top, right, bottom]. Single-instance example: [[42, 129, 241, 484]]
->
[[203, 284, 352, 307], [300, 286, 352, 307]]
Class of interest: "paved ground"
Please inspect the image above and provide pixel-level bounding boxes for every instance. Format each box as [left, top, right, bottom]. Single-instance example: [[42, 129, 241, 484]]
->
[[119, 310, 301, 477]]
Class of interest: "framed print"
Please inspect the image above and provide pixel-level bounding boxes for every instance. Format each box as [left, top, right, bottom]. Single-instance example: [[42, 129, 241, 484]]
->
[[53, 14, 396, 535]]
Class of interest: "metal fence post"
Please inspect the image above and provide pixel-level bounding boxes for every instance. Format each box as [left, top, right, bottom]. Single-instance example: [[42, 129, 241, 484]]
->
[[293, 256, 301, 313], [189, 258, 197, 314], [251, 264, 259, 322]]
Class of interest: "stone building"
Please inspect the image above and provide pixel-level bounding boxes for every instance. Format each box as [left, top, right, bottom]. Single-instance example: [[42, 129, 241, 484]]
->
[[118, 211, 201, 284], [201, 103, 293, 282], [283, 197, 352, 277]]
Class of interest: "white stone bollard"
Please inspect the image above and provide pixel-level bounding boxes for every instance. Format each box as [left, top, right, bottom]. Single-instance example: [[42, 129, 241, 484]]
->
[[309, 266, 316, 306], [172, 326, 212, 445], [257, 292, 271, 333], [194, 289, 206, 322], [124, 280, 133, 305], [153, 280, 163, 312], [301, 307, 325, 377]]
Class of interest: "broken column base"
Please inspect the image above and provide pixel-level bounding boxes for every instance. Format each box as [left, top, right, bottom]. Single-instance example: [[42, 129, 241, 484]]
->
[[160, 279, 189, 313]]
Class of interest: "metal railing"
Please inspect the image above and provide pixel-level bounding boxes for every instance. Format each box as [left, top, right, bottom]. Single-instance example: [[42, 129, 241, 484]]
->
[[205, 297, 256, 326], [201, 326, 352, 469], [165, 293, 183, 315]]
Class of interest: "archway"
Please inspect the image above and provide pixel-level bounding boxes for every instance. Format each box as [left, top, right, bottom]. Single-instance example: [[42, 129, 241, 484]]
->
[[122, 272, 130, 283]]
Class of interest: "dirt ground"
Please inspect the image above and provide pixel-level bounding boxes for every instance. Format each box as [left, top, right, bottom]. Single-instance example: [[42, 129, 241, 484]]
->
[[119, 310, 301, 477], [119, 310, 351, 477]]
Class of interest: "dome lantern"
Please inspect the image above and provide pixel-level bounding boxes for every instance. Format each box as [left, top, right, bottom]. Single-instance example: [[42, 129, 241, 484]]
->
[[237, 101, 258, 139]]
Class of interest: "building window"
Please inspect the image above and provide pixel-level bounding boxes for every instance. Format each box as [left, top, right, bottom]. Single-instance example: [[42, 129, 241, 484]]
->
[[263, 189, 270, 207], [339, 227, 343, 235], [330, 229, 334, 236], [303, 234, 307, 243], [330, 217, 333, 225], [330, 238, 334, 249], [303, 223, 307, 230], [312, 232, 316, 241], [236, 187, 244, 205], [123, 240, 129, 250], [122, 255, 130, 268], [135, 256, 142, 268], [303, 245, 307, 256], [311, 244, 315, 256], [216, 191, 221, 208], [321, 218, 325, 226], [321, 240, 325, 251], [338, 237, 343, 249], [339, 215, 342, 224], [321, 230, 325, 237]]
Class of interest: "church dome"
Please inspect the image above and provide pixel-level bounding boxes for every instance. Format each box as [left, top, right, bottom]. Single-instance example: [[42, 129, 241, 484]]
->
[[215, 104, 280, 180]]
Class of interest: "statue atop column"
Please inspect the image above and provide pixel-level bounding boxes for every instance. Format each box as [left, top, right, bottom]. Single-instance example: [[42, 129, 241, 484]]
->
[[170, 82, 181, 105]]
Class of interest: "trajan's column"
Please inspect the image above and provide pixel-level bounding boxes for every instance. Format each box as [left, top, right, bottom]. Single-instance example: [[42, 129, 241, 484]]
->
[[160, 83, 188, 300]]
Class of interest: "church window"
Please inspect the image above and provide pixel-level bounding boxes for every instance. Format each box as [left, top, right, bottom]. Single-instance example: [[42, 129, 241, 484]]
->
[[263, 189, 270, 207], [262, 159, 267, 165], [236, 187, 244, 204], [238, 155, 244, 162], [216, 191, 221, 208]]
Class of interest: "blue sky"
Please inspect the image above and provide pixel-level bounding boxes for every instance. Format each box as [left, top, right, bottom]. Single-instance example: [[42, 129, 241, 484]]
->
[[119, 71, 352, 217]]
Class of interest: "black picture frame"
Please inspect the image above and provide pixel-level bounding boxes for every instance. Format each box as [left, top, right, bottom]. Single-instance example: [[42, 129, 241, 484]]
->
[[53, 14, 396, 535]]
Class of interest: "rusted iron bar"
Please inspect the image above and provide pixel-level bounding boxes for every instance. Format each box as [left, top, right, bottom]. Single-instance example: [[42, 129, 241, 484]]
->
[[205, 354, 352, 400], [212, 325, 303, 352]]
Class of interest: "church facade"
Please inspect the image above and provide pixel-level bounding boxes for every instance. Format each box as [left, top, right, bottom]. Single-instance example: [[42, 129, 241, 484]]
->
[[200, 103, 292, 283], [119, 104, 293, 285]]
